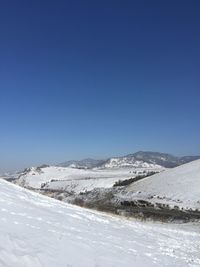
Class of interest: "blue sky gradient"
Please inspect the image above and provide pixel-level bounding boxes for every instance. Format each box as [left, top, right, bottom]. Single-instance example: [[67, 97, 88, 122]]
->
[[0, 1, 200, 171]]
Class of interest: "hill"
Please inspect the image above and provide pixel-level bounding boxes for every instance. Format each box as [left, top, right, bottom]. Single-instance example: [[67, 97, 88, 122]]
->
[[58, 151, 200, 169], [0, 178, 200, 266], [123, 159, 200, 210]]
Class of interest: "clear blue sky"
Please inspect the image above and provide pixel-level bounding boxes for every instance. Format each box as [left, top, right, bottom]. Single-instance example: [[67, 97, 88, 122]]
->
[[0, 0, 200, 171]]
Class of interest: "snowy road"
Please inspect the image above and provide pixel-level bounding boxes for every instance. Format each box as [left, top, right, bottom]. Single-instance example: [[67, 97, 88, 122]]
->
[[0, 179, 200, 267]]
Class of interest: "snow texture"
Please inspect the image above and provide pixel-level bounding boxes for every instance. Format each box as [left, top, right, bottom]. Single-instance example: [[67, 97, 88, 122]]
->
[[124, 159, 200, 209], [17, 165, 164, 192], [0, 178, 200, 267]]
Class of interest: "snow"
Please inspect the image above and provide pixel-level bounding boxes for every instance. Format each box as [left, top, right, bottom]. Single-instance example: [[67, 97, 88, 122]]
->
[[124, 159, 200, 209], [103, 157, 162, 169], [17, 165, 164, 192], [0, 178, 200, 267], [43, 177, 127, 193]]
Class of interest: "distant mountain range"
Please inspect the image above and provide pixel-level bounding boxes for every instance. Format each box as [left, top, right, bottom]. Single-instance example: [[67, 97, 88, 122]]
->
[[59, 158, 106, 169], [58, 151, 200, 169]]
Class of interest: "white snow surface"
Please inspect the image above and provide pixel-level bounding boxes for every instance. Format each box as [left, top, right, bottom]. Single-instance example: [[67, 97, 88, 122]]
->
[[0, 178, 200, 267], [103, 158, 162, 169], [17, 166, 163, 192], [124, 159, 200, 209], [43, 177, 125, 193]]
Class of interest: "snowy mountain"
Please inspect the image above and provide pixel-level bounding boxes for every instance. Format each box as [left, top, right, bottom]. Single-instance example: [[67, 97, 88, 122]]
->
[[16, 165, 163, 193], [102, 151, 200, 169], [58, 151, 200, 169], [59, 158, 106, 169], [122, 159, 200, 210], [0, 178, 200, 267], [14, 151, 200, 195], [102, 157, 162, 169]]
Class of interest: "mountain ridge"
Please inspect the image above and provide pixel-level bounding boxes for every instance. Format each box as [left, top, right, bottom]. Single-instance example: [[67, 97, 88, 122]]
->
[[58, 151, 200, 169]]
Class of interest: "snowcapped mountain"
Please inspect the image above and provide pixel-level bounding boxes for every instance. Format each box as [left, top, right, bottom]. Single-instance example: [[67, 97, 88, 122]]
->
[[102, 157, 162, 169], [57, 151, 200, 169], [59, 158, 106, 169], [0, 178, 200, 267], [122, 159, 200, 210], [16, 165, 163, 192], [101, 151, 200, 169], [14, 151, 200, 194]]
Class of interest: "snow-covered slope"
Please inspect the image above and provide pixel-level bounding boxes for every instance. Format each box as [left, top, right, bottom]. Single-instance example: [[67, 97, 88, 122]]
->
[[16, 165, 163, 192], [42, 176, 127, 193], [59, 158, 106, 169], [57, 152, 200, 169], [103, 157, 162, 169], [123, 159, 200, 209], [0, 178, 200, 267]]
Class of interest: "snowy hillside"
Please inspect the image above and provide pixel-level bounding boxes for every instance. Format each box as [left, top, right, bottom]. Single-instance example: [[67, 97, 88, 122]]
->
[[0, 178, 200, 267], [57, 152, 200, 169], [16, 165, 163, 192], [123, 159, 200, 210], [59, 158, 106, 169], [103, 157, 162, 169]]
